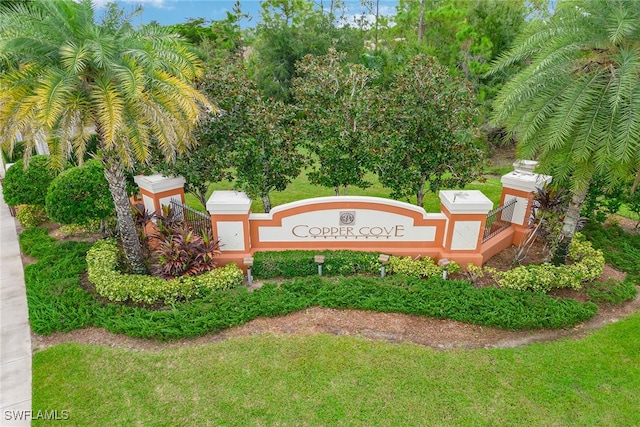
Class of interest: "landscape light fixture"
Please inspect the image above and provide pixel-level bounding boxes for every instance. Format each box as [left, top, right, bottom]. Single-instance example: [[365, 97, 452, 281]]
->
[[314, 254, 325, 276], [378, 254, 390, 278], [244, 256, 254, 286], [438, 258, 451, 280]]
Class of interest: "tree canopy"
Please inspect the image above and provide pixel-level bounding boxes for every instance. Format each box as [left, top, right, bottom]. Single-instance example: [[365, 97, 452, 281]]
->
[[489, 0, 640, 259], [0, 0, 212, 273]]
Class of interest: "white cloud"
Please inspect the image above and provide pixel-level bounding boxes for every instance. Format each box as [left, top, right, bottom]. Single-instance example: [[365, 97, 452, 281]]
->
[[92, 0, 169, 10]]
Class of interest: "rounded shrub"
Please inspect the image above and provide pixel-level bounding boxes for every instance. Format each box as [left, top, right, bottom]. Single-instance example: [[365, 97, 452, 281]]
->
[[45, 159, 115, 225], [2, 155, 57, 206]]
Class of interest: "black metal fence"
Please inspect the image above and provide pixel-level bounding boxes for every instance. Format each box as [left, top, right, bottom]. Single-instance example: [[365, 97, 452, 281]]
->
[[170, 200, 212, 237], [482, 198, 517, 243]]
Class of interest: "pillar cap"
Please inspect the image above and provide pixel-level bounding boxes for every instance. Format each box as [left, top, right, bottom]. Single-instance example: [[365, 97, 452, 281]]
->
[[501, 171, 552, 193], [439, 190, 493, 214], [207, 190, 252, 214], [133, 174, 185, 193]]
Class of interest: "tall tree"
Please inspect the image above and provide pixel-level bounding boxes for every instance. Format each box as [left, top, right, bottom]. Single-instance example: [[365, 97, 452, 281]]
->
[[372, 55, 482, 206], [489, 0, 640, 261], [0, 0, 212, 273], [250, 0, 363, 101], [293, 48, 378, 195]]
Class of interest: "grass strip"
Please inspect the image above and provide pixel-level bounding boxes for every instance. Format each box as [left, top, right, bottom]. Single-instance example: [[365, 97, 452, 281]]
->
[[33, 312, 640, 426]]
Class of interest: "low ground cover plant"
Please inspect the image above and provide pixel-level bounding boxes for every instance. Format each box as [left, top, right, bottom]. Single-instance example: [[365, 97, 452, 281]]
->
[[87, 238, 242, 305], [22, 227, 603, 340]]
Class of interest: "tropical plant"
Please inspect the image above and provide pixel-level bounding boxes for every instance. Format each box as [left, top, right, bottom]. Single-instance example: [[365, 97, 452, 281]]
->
[[489, 0, 640, 262], [153, 226, 221, 279], [0, 0, 213, 274]]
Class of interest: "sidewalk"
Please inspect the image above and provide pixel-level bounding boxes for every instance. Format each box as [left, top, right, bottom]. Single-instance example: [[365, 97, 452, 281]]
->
[[0, 184, 32, 427]]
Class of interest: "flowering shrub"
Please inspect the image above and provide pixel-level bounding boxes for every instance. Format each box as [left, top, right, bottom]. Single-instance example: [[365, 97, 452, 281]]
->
[[387, 256, 460, 279], [87, 239, 243, 305], [495, 233, 604, 292]]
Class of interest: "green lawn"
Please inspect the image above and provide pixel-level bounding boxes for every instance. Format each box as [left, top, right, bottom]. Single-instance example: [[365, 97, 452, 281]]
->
[[34, 312, 640, 426], [186, 171, 504, 214]]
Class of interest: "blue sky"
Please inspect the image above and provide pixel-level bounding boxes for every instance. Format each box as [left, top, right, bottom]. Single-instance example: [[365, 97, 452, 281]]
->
[[103, 0, 398, 27]]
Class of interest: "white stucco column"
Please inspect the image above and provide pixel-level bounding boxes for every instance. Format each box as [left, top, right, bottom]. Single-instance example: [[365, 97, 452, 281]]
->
[[206, 191, 252, 253], [439, 190, 493, 253], [133, 174, 186, 213]]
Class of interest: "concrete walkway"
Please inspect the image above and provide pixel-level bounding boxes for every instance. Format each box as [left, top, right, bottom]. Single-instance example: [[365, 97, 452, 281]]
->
[[0, 184, 32, 427]]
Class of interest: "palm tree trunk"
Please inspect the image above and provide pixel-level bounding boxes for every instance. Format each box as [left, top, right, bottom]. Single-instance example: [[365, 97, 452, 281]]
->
[[102, 154, 148, 275], [552, 184, 589, 265]]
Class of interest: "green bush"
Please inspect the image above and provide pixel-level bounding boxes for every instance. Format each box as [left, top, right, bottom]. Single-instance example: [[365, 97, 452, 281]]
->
[[252, 250, 381, 279], [86, 239, 243, 305], [387, 256, 461, 279], [21, 227, 598, 340], [495, 233, 605, 292], [2, 155, 57, 206], [16, 204, 48, 228], [45, 160, 114, 225], [584, 223, 640, 285]]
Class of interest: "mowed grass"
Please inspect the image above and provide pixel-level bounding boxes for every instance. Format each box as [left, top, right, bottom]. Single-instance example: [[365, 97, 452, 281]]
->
[[34, 313, 640, 426], [186, 171, 504, 214]]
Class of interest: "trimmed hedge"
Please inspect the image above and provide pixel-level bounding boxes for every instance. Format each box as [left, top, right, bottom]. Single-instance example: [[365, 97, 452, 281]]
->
[[20, 227, 601, 340], [45, 159, 114, 225], [495, 234, 605, 292], [252, 250, 462, 280], [87, 239, 243, 305], [252, 250, 382, 279], [2, 155, 57, 206]]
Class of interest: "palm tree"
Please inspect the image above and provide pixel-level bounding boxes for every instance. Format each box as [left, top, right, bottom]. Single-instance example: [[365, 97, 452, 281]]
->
[[0, 0, 213, 273], [489, 0, 640, 261]]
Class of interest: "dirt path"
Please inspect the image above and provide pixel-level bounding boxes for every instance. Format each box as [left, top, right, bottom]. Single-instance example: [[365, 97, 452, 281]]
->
[[31, 290, 640, 353]]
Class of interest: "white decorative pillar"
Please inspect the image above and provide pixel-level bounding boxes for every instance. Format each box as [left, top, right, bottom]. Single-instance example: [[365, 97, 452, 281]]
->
[[439, 190, 493, 266], [206, 191, 252, 254], [133, 174, 186, 213], [500, 160, 552, 244]]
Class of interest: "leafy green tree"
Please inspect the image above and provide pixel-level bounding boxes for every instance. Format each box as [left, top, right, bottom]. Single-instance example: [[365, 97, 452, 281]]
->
[[249, 0, 363, 101], [391, 0, 533, 100], [233, 99, 305, 212], [159, 64, 305, 212], [45, 159, 115, 226], [372, 55, 482, 206], [151, 65, 238, 208], [489, 0, 640, 262], [292, 48, 378, 195], [169, 1, 248, 65], [2, 155, 56, 206], [0, 0, 212, 273]]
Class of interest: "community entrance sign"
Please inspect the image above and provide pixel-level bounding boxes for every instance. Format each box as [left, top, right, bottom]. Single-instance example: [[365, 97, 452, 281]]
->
[[134, 163, 552, 270]]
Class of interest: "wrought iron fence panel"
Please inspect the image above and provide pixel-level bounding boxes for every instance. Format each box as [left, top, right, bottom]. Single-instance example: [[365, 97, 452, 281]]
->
[[482, 198, 517, 243], [170, 200, 212, 237]]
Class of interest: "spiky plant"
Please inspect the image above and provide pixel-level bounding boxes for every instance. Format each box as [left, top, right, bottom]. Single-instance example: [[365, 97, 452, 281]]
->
[[0, 0, 214, 273], [489, 0, 640, 261]]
